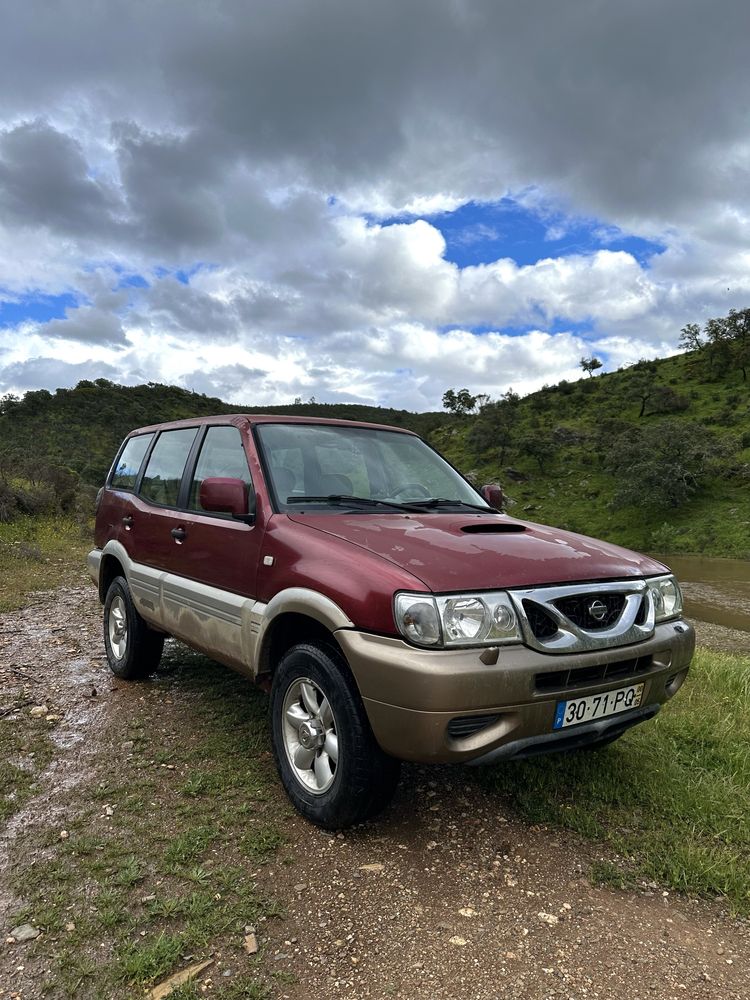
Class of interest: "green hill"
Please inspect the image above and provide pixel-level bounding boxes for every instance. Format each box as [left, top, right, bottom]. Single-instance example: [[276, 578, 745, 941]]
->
[[0, 379, 447, 488], [434, 349, 750, 558], [1, 340, 749, 557]]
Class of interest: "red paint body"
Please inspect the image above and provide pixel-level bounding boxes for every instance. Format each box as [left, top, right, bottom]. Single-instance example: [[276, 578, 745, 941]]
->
[[95, 413, 670, 637]]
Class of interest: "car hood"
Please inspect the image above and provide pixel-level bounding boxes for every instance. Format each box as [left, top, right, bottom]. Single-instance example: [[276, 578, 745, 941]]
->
[[286, 512, 669, 592]]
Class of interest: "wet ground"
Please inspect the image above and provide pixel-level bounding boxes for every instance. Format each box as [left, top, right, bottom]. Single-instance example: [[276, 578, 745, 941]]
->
[[656, 554, 750, 635], [1, 584, 749, 999]]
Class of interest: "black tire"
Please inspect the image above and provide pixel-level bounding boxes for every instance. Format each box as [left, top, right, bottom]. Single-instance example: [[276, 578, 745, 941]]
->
[[103, 576, 164, 680], [270, 641, 401, 829]]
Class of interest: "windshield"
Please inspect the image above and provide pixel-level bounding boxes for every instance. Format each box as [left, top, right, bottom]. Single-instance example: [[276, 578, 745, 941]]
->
[[256, 423, 490, 513]]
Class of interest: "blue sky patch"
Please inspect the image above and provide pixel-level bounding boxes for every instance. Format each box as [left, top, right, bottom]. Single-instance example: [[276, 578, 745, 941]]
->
[[116, 272, 149, 289], [439, 318, 594, 338], [377, 198, 664, 269], [0, 291, 80, 329]]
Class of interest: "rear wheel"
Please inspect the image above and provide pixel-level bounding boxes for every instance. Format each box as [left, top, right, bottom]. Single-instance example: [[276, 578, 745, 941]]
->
[[270, 641, 400, 829], [103, 576, 164, 679]]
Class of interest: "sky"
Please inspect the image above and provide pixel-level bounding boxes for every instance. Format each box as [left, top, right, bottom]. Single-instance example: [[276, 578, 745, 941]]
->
[[1, 0, 749, 411]]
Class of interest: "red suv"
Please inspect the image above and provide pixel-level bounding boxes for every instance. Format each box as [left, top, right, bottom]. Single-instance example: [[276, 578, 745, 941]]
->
[[88, 415, 694, 828]]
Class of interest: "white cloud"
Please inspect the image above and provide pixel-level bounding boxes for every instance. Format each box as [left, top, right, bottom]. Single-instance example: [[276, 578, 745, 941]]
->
[[0, 1, 749, 407]]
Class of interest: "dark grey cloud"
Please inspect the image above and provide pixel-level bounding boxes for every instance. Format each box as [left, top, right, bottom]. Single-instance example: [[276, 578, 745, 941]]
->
[[2, 1, 748, 243], [180, 364, 269, 401], [0, 356, 123, 393], [0, 121, 121, 236], [44, 307, 127, 346]]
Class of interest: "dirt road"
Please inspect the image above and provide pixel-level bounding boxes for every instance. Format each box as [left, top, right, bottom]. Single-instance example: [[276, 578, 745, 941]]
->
[[1, 584, 748, 999]]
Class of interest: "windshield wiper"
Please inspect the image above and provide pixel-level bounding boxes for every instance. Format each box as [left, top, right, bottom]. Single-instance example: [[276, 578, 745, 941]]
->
[[286, 494, 424, 512], [404, 497, 496, 513]]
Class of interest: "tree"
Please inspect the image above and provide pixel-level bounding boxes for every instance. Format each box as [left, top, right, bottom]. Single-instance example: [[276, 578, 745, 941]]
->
[[704, 316, 733, 375], [442, 388, 477, 416], [580, 356, 603, 378], [467, 388, 521, 464], [726, 307, 750, 382], [627, 370, 660, 418], [516, 431, 556, 472], [679, 323, 703, 352], [606, 420, 732, 509]]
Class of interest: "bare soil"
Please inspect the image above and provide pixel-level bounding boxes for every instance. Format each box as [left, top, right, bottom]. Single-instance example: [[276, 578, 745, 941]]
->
[[1, 586, 748, 1000]]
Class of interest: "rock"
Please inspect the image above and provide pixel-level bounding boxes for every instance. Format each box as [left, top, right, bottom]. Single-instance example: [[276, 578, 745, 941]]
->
[[65, 922, 76, 932], [141, 894, 157, 903], [358, 863, 384, 873], [121, 740, 134, 751], [45, 714, 62, 721], [29, 705, 48, 718], [459, 907, 478, 917], [537, 912, 559, 926], [59, 830, 69, 840], [11, 923, 41, 942], [244, 933, 258, 954], [294, 883, 307, 892], [449, 936, 468, 946]]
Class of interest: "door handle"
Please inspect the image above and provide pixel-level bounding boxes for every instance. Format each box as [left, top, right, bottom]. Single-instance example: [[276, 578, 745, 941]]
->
[[122, 516, 134, 530], [171, 527, 187, 544]]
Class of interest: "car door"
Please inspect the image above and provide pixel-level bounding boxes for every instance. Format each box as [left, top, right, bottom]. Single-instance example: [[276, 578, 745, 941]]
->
[[159, 423, 265, 671]]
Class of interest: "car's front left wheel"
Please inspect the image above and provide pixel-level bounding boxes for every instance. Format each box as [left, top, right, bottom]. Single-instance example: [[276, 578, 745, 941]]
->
[[270, 641, 400, 829]]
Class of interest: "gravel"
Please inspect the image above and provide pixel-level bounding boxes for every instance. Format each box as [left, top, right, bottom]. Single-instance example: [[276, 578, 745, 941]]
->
[[1, 585, 748, 1000]]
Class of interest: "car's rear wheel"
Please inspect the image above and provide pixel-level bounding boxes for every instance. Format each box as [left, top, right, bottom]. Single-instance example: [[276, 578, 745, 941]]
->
[[270, 641, 400, 829], [103, 576, 164, 679]]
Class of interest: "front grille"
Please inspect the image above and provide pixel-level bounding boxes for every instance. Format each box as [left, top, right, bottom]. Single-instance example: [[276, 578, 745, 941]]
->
[[535, 654, 652, 693], [554, 593, 625, 631], [522, 599, 558, 639], [447, 714, 501, 739]]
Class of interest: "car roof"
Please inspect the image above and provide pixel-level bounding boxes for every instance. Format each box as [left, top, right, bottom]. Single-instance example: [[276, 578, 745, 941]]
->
[[127, 413, 419, 437]]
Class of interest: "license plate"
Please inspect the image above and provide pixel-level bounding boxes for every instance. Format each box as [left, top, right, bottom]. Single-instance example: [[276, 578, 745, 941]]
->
[[553, 683, 644, 730]]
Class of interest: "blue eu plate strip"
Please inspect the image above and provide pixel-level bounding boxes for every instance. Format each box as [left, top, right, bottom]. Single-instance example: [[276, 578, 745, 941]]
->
[[553, 701, 566, 730]]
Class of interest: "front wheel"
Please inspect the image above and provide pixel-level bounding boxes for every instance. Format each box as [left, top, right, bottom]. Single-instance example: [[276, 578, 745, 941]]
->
[[270, 642, 400, 829], [103, 576, 164, 679]]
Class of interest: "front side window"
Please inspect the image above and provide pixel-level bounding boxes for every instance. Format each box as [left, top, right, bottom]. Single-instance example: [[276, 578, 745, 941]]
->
[[256, 423, 488, 512], [110, 433, 154, 490], [140, 428, 197, 507], [188, 425, 253, 513]]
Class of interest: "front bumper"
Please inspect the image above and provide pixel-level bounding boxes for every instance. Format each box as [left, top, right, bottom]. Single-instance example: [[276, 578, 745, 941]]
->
[[336, 621, 694, 763]]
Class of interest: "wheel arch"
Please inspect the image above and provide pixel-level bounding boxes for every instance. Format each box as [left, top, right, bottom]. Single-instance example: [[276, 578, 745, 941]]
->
[[97, 540, 132, 603], [256, 611, 347, 684]]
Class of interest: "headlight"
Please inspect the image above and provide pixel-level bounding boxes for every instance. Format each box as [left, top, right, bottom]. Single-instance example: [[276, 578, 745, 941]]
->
[[394, 592, 522, 648], [646, 574, 683, 622]]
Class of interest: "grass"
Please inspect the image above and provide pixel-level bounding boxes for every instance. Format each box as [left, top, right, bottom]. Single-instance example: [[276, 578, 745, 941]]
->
[[0, 514, 91, 611], [434, 349, 750, 559], [478, 648, 750, 914], [7, 648, 288, 999]]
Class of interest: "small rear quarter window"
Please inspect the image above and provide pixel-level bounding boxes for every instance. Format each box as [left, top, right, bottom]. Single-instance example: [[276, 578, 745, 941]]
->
[[109, 434, 154, 491]]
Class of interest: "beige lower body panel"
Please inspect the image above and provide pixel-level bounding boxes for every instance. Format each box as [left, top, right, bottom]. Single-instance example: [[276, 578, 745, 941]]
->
[[336, 623, 695, 763]]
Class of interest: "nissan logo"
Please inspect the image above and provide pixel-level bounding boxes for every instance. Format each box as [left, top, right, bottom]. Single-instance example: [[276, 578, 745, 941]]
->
[[588, 599, 608, 622]]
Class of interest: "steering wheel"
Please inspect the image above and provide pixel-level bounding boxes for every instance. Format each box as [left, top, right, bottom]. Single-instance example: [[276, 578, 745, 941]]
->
[[391, 482, 431, 500]]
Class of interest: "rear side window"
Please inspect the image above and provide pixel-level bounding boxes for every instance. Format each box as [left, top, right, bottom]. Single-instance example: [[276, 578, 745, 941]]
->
[[140, 428, 198, 507], [188, 426, 253, 512], [110, 434, 154, 491]]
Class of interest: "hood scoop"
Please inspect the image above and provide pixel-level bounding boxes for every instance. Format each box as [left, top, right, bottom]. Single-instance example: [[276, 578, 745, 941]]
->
[[460, 522, 526, 534]]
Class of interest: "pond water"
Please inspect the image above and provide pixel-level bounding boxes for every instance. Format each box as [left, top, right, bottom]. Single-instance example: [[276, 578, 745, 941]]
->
[[654, 554, 750, 632]]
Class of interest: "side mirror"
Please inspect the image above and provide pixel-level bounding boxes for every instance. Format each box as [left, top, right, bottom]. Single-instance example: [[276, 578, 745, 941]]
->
[[480, 483, 505, 511], [199, 477, 255, 524]]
